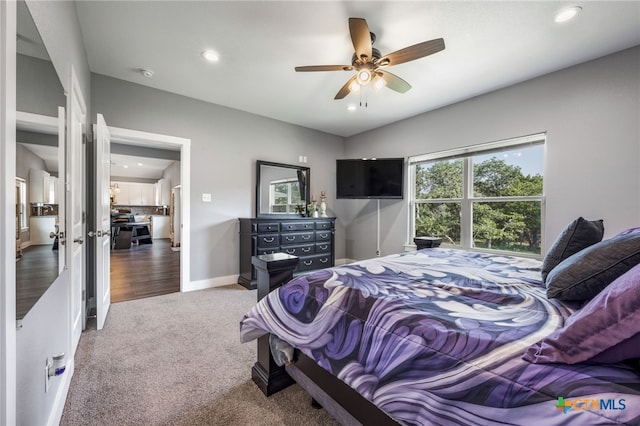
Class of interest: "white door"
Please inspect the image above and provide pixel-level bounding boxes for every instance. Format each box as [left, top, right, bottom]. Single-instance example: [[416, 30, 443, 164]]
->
[[57, 107, 66, 273], [95, 114, 111, 330], [67, 67, 86, 353]]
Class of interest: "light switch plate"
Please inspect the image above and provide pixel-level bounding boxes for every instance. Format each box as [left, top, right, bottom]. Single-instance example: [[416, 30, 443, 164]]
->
[[202, 193, 212, 202]]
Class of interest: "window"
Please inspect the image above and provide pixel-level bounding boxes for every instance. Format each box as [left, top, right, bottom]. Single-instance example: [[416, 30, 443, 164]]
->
[[409, 134, 545, 256], [269, 179, 302, 213]]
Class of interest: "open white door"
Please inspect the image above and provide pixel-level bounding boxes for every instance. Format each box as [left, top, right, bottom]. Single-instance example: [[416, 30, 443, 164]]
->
[[67, 67, 86, 353], [94, 114, 111, 330], [57, 107, 66, 273]]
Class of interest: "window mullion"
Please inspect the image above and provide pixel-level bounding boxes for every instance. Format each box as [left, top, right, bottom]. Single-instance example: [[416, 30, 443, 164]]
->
[[461, 157, 473, 248]]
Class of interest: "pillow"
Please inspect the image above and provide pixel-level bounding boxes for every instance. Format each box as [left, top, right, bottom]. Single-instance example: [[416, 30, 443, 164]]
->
[[546, 232, 640, 302], [541, 217, 604, 283], [613, 226, 640, 238], [524, 262, 640, 364]]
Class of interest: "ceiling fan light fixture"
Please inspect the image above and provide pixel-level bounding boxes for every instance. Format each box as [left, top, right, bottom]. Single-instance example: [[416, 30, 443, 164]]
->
[[356, 69, 371, 86], [349, 80, 361, 92], [554, 6, 582, 23], [372, 75, 386, 90]]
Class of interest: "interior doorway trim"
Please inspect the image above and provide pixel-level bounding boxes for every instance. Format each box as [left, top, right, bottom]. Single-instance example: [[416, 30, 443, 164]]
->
[[107, 125, 191, 291]]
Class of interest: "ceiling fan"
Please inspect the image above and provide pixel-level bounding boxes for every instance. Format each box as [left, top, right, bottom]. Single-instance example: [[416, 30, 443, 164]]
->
[[295, 18, 445, 100]]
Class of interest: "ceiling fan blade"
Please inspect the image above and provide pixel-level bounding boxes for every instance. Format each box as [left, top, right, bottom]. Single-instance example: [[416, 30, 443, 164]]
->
[[295, 65, 353, 72], [378, 70, 411, 93], [349, 18, 372, 63], [335, 75, 358, 100], [379, 38, 445, 67]]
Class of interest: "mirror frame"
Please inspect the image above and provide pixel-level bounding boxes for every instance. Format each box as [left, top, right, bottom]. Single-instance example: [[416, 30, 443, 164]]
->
[[256, 160, 310, 218]]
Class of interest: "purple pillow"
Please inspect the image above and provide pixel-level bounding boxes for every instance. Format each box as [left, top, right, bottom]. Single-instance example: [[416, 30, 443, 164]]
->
[[613, 227, 640, 238], [524, 262, 640, 364]]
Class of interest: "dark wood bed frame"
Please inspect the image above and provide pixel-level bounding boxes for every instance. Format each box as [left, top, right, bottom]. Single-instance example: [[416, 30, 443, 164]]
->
[[251, 254, 399, 426]]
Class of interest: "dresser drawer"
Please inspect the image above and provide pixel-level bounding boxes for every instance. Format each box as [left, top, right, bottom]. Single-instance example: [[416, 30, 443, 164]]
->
[[257, 222, 279, 233], [315, 221, 333, 230], [315, 242, 331, 254], [315, 230, 332, 241], [281, 221, 315, 232], [257, 247, 280, 255], [257, 234, 279, 248], [298, 254, 332, 272], [280, 232, 314, 245], [281, 244, 314, 256]]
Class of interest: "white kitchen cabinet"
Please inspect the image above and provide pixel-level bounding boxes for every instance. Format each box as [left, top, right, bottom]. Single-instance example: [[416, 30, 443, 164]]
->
[[155, 178, 171, 206], [112, 181, 156, 205], [48, 176, 58, 204], [152, 215, 170, 239], [29, 168, 51, 203], [29, 216, 57, 245]]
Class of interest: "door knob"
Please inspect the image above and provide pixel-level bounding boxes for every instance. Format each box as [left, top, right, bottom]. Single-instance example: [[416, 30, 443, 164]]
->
[[73, 237, 84, 244]]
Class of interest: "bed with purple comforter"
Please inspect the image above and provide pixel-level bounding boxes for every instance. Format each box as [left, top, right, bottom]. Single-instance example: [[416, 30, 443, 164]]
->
[[240, 248, 640, 425]]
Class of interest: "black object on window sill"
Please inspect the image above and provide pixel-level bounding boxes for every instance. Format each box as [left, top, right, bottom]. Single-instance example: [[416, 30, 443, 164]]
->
[[414, 237, 442, 249]]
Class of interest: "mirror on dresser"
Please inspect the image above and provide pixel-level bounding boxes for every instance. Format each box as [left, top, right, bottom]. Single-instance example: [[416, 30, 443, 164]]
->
[[15, 0, 66, 320], [256, 160, 310, 217]]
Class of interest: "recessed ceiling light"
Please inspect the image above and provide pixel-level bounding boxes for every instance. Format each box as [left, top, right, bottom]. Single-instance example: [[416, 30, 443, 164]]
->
[[137, 163, 143, 166], [555, 6, 582, 23], [202, 49, 220, 62], [347, 104, 357, 111], [123, 165, 129, 169], [140, 68, 154, 78]]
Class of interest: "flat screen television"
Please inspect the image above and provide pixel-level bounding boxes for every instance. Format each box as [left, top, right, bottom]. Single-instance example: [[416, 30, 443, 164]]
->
[[336, 158, 404, 199]]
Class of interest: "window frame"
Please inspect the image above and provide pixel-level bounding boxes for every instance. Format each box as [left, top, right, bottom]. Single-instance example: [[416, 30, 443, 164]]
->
[[269, 178, 301, 213], [407, 133, 546, 258]]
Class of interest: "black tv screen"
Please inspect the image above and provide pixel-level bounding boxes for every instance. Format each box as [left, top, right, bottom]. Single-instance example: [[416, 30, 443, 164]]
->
[[336, 158, 404, 199]]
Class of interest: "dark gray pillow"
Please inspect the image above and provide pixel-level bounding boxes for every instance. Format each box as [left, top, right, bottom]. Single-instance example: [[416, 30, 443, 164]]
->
[[546, 232, 640, 302], [541, 217, 604, 282]]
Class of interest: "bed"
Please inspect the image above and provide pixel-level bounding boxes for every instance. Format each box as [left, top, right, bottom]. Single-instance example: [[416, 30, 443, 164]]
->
[[240, 242, 640, 425]]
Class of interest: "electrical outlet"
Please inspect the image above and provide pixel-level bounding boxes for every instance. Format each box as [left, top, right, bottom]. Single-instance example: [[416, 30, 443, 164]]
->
[[202, 193, 212, 202]]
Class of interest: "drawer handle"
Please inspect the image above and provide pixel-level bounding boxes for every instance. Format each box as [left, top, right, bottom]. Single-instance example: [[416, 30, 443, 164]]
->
[[303, 260, 313, 266], [263, 237, 275, 243], [320, 258, 328, 263], [267, 226, 273, 230], [319, 245, 328, 250], [302, 247, 311, 253], [285, 236, 295, 241], [319, 234, 328, 239], [286, 249, 295, 254], [302, 235, 311, 240], [304, 224, 310, 228], [288, 225, 293, 229]]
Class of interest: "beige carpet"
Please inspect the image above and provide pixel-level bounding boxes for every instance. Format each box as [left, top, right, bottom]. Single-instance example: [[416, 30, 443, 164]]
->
[[61, 284, 339, 426]]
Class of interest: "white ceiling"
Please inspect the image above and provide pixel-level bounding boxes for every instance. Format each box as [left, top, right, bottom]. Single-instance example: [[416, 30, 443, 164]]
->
[[74, 1, 640, 138], [110, 154, 175, 180]]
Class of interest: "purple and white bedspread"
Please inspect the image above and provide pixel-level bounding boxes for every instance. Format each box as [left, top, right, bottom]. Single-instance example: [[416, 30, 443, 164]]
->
[[240, 249, 640, 425]]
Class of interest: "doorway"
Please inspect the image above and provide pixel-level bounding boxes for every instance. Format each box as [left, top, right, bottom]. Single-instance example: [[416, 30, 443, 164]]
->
[[109, 150, 181, 303]]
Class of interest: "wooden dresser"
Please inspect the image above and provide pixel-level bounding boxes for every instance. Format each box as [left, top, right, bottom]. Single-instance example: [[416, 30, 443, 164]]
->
[[238, 217, 336, 289]]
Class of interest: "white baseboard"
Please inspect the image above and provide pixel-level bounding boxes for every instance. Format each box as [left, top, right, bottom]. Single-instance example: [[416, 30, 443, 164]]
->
[[184, 275, 240, 292]]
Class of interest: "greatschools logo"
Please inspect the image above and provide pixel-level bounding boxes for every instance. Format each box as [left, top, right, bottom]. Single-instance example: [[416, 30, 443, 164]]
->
[[555, 397, 626, 414]]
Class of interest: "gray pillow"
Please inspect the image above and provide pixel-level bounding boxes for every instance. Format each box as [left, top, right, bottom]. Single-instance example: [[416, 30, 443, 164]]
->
[[546, 232, 640, 302], [541, 217, 604, 282]]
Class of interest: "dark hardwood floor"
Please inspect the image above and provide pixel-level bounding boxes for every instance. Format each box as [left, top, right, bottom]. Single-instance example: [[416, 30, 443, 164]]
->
[[110, 238, 180, 303], [16, 244, 59, 320]]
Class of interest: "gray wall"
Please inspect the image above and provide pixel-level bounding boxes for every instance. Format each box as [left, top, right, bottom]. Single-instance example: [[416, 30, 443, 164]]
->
[[90, 74, 346, 282], [343, 46, 640, 260], [16, 54, 64, 116]]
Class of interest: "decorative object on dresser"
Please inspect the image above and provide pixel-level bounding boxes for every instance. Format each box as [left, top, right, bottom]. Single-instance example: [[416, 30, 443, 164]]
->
[[238, 217, 335, 289]]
